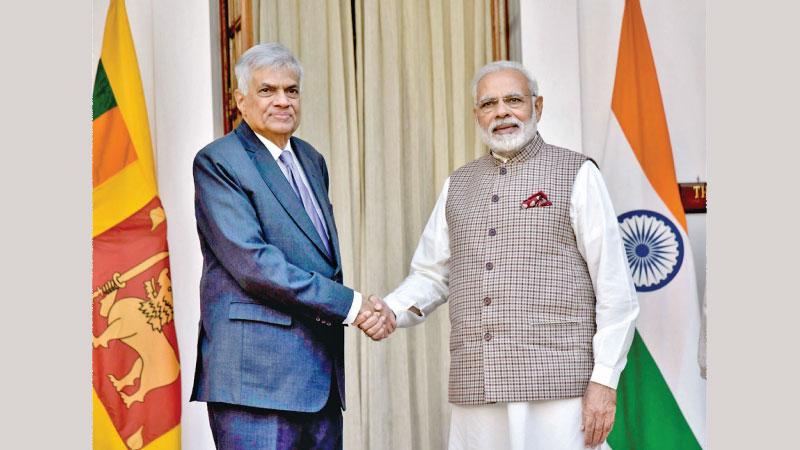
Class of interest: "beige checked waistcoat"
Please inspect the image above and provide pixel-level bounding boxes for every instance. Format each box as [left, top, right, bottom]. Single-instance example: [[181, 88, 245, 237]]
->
[[445, 133, 596, 404]]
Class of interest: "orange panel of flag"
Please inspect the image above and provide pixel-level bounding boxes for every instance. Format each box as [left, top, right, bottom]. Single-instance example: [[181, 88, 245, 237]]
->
[[611, 0, 686, 231]]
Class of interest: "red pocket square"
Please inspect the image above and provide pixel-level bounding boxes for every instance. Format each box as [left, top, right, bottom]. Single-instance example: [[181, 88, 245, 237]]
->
[[521, 191, 552, 208]]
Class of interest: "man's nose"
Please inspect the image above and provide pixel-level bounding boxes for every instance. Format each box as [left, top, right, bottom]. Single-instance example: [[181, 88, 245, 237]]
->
[[273, 90, 291, 106], [494, 100, 511, 118]]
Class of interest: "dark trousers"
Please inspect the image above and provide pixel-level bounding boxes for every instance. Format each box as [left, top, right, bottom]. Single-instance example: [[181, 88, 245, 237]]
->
[[207, 392, 342, 450]]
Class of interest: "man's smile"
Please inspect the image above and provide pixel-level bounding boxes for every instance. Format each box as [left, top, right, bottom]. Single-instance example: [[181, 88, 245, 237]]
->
[[271, 112, 293, 120], [493, 123, 519, 134]]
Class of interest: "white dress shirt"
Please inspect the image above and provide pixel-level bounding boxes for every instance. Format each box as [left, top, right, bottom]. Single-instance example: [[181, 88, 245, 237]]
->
[[384, 159, 639, 389], [255, 133, 362, 324]]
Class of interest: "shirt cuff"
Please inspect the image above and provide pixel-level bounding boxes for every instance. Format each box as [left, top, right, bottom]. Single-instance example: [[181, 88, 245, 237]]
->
[[395, 308, 426, 328], [384, 294, 426, 327], [590, 362, 622, 389], [385, 295, 426, 328], [343, 291, 363, 325]]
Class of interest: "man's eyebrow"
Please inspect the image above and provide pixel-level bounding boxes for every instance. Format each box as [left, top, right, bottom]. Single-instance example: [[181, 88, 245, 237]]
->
[[257, 82, 299, 89], [477, 91, 525, 102]]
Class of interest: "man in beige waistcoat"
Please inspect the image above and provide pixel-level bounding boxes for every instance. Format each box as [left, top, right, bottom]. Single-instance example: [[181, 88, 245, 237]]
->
[[358, 61, 639, 449]]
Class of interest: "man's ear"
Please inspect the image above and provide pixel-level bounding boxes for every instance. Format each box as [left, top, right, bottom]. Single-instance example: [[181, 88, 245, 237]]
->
[[534, 95, 544, 121], [233, 89, 245, 114]]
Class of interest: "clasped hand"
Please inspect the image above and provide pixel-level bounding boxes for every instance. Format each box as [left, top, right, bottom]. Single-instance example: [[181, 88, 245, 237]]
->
[[353, 294, 396, 341]]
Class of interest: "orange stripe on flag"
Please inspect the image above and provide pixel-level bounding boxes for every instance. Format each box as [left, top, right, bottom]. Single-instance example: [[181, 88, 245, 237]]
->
[[611, 0, 687, 231], [93, 106, 139, 187]]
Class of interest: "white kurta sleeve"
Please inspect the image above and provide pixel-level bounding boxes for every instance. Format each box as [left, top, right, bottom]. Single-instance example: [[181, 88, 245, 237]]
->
[[384, 178, 452, 328], [570, 161, 639, 389]]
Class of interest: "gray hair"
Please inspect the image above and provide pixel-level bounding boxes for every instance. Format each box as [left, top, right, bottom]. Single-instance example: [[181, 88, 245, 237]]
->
[[235, 43, 304, 94], [471, 60, 539, 102]]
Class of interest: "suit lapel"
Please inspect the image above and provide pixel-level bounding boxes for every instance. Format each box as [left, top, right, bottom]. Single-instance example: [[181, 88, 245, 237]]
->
[[234, 123, 334, 264], [291, 138, 341, 269]]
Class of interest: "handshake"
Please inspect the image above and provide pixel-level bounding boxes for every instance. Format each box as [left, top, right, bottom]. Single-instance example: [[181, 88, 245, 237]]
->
[[353, 294, 397, 341]]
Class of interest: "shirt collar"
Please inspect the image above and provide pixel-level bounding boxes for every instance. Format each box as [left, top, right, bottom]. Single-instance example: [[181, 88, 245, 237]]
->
[[490, 150, 511, 164], [253, 132, 293, 161]]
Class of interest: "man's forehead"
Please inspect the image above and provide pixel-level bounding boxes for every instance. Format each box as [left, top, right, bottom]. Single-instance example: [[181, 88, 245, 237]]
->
[[477, 69, 529, 96], [250, 66, 299, 86]]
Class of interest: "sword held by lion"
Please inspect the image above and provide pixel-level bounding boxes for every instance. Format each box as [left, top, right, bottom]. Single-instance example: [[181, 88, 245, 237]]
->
[[92, 251, 180, 410]]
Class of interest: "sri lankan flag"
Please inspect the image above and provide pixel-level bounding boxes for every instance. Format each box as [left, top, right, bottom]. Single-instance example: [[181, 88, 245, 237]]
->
[[602, 0, 706, 448], [92, 1, 181, 448]]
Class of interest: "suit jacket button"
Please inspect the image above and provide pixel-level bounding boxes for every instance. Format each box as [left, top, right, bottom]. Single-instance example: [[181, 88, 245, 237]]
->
[[316, 317, 321, 322], [484, 332, 492, 341]]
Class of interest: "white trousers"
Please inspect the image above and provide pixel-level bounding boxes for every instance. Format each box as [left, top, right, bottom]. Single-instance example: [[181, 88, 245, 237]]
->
[[448, 398, 610, 450]]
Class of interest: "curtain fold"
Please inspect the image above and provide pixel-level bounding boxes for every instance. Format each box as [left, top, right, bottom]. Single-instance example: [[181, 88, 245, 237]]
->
[[250, 1, 495, 447], [355, 1, 494, 448]]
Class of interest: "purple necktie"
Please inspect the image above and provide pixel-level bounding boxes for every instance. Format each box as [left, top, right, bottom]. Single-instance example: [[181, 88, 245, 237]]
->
[[279, 150, 332, 258]]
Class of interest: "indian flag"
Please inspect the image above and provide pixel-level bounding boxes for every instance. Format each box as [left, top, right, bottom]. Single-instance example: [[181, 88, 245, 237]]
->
[[92, 1, 181, 449], [602, 0, 706, 448]]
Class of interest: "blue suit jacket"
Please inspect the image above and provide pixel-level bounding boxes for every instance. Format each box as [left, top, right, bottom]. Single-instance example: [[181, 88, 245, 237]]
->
[[190, 121, 353, 413]]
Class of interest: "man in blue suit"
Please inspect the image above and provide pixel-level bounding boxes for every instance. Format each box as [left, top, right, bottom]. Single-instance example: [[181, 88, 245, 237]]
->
[[190, 43, 395, 450]]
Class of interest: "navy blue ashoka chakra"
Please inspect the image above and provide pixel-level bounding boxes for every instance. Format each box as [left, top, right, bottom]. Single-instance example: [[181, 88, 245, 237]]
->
[[617, 209, 684, 292]]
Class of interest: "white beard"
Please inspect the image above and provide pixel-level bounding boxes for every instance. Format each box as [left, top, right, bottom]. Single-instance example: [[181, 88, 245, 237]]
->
[[478, 114, 538, 157]]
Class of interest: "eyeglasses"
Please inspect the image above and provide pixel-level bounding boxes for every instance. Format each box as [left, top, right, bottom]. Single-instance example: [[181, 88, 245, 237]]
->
[[476, 94, 535, 113]]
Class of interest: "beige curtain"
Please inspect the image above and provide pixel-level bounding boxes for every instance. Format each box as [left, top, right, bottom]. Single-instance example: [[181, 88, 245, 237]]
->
[[251, 1, 496, 448], [353, 1, 495, 449]]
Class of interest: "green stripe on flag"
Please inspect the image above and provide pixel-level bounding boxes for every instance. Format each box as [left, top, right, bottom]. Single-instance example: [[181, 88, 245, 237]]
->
[[92, 60, 117, 120], [608, 330, 701, 450]]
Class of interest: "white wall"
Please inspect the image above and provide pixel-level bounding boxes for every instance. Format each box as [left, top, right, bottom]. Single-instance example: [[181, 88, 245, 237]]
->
[[519, 0, 707, 297], [93, 1, 218, 448], [518, 0, 584, 153]]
